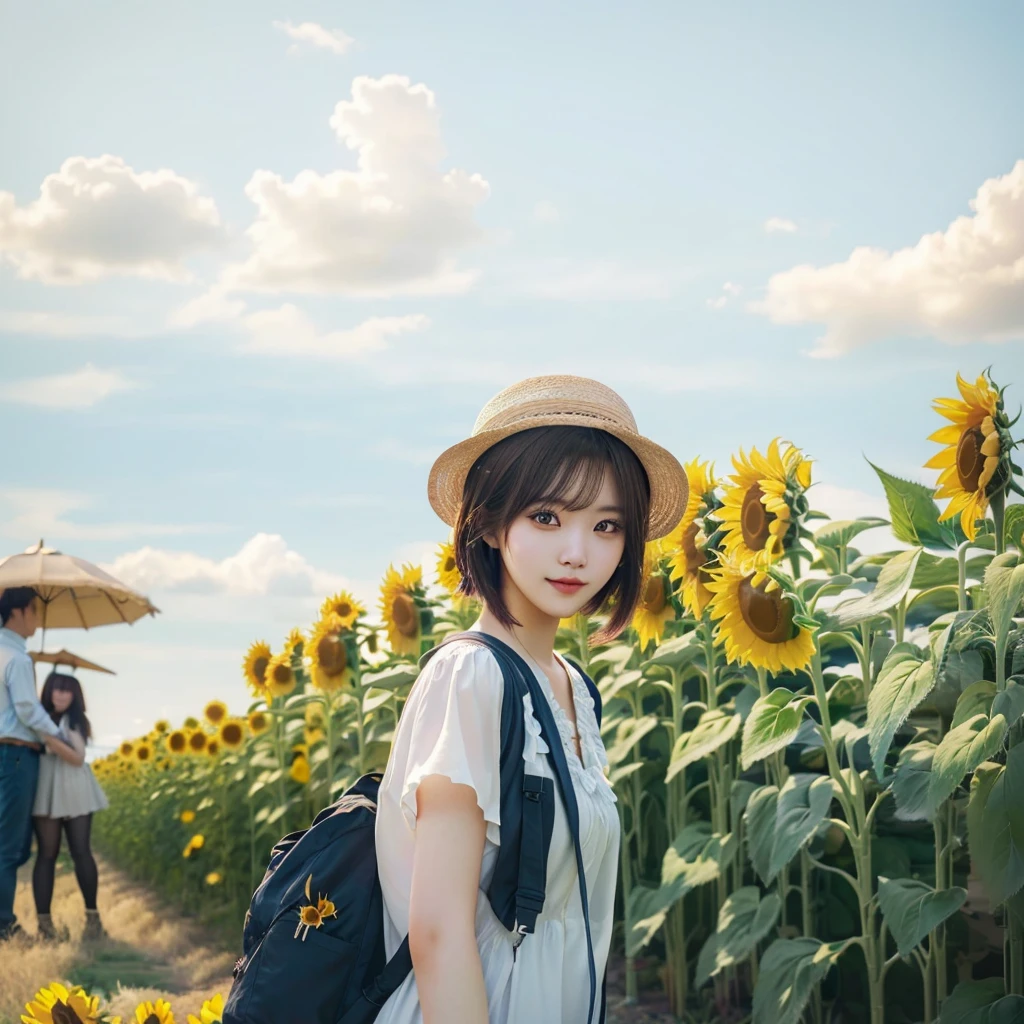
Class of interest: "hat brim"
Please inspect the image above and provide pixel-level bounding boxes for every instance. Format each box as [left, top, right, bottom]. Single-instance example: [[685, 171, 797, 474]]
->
[[427, 417, 689, 540]]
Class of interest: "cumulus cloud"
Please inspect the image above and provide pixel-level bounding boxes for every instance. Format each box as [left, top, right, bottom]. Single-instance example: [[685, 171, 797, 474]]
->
[[0, 155, 224, 284], [707, 281, 742, 310], [107, 533, 345, 597], [273, 20, 353, 55], [0, 364, 138, 409], [221, 75, 489, 297], [764, 216, 798, 234], [240, 304, 430, 359], [753, 160, 1024, 357], [0, 310, 139, 338]]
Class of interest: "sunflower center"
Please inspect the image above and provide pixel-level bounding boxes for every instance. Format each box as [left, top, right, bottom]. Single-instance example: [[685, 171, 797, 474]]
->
[[335, 601, 353, 618], [643, 575, 666, 613], [272, 663, 292, 684], [445, 555, 457, 573], [317, 633, 348, 676], [253, 656, 269, 684], [222, 724, 242, 745], [738, 577, 797, 644], [391, 593, 419, 638], [143, 1015, 160, 1024], [741, 485, 776, 552], [956, 426, 986, 493], [681, 522, 705, 573], [52, 1005, 85, 1024]]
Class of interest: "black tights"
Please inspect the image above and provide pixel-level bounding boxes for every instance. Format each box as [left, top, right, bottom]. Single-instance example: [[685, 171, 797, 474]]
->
[[32, 814, 98, 915]]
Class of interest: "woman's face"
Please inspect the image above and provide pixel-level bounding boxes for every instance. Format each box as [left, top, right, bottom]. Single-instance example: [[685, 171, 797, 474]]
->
[[495, 465, 627, 622], [51, 687, 74, 713]]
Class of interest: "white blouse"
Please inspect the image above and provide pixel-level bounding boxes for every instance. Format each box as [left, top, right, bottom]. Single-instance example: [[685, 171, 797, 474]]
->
[[374, 637, 620, 1024]]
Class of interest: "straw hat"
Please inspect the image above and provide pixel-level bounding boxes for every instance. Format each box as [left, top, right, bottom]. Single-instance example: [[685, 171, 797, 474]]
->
[[427, 375, 688, 539]]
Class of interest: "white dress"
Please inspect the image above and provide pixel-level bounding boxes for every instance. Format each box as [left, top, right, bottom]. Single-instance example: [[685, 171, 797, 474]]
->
[[374, 637, 621, 1024], [33, 715, 109, 819]]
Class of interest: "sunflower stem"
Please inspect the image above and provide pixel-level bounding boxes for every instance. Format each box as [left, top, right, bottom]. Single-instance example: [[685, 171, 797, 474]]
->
[[703, 620, 718, 710], [576, 613, 591, 674], [991, 487, 1006, 556], [956, 539, 971, 613]]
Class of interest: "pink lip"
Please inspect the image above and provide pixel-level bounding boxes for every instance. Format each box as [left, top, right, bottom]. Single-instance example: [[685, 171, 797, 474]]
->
[[547, 579, 586, 594]]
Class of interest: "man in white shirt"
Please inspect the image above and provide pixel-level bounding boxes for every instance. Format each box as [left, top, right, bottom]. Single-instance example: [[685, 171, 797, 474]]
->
[[0, 586, 62, 941]]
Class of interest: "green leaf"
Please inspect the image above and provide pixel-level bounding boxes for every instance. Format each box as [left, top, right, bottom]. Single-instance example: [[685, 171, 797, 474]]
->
[[730, 779, 760, 833], [744, 785, 780, 885], [813, 517, 890, 550], [360, 665, 418, 690], [1004, 504, 1024, 553], [951, 681, 998, 729], [740, 689, 814, 771], [876, 876, 967, 957], [938, 979, 1024, 1023], [695, 887, 781, 987], [605, 714, 660, 767], [928, 714, 1008, 815], [986, 552, 1024, 650], [968, 747, 1024, 906], [891, 740, 937, 822], [752, 938, 845, 1024], [992, 678, 1024, 728], [666, 709, 741, 782], [830, 547, 925, 629], [642, 632, 704, 669], [625, 823, 733, 955], [867, 643, 936, 777], [769, 774, 834, 876], [868, 460, 959, 549]]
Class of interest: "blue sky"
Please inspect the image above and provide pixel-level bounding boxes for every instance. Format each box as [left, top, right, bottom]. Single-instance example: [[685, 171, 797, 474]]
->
[[1, 1, 1022, 749]]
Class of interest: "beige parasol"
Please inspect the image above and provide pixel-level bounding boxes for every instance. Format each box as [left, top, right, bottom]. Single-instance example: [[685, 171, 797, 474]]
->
[[0, 540, 159, 633], [30, 649, 116, 675]]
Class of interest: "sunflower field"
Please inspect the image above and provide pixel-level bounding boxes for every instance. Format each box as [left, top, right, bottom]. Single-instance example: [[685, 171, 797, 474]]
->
[[79, 370, 1024, 1024]]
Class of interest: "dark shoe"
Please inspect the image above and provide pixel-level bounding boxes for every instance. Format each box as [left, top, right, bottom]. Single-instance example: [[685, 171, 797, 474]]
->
[[0, 920, 32, 944], [82, 909, 106, 942], [36, 913, 59, 943]]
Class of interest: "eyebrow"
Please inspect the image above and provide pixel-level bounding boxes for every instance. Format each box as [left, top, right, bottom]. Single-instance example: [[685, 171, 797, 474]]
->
[[596, 505, 624, 514]]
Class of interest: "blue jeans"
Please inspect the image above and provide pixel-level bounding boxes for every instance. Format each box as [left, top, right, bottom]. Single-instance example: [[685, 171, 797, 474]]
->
[[0, 744, 40, 933]]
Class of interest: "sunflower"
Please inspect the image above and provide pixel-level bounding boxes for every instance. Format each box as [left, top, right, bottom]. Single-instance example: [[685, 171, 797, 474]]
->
[[134, 742, 153, 764], [241, 640, 272, 699], [206, 738, 220, 758], [265, 654, 297, 699], [166, 729, 187, 755], [704, 560, 815, 674], [218, 719, 245, 749], [631, 542, 677, 651], [435, 540, 462, 596], [305, 726, 325, 746], [289, 755, 310, 785], [926, 370, 1021, 541], [134, 999, 175, 1024], [183, 716, 199, 729], [186, 995, 224, 1024], [205, 872, 223, 887], [187, 729, 209, 754], [247, 710, 271, 735], [305, 703, 325, 729], [182, 833, 205, 859], [119, 741, 134, 758], [667, 457, 720, 618], [379, 563, 427, 656], [719, 438, 812, 572], [203, 700, 228, 727], [318, 590, 364, 631], [22, 983, 102, 1024], [307, 616, 354, 693], [153, 719, 170, 734]]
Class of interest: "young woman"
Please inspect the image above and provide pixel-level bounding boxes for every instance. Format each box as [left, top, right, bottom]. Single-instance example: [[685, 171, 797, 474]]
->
[[32, 671, 109, 942], [374, 375, 688, 1024]]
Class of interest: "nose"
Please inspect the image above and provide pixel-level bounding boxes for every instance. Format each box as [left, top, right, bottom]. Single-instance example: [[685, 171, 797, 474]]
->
[[559, 525, 588, 569]]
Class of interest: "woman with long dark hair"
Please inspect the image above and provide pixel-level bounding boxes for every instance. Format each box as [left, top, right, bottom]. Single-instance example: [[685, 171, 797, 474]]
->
[[32, 670, 109, 942]]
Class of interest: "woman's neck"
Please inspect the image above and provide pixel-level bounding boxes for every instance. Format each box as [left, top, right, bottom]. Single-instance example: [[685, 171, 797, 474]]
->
[[475, 578, 559, 669]]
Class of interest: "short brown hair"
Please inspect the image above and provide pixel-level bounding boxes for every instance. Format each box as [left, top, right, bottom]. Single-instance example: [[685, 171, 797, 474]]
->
[[454, 426, 650, 645]]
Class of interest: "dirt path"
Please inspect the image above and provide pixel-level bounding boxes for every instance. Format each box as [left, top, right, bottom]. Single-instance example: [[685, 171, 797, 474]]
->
[[1, 857, 235, 1024]]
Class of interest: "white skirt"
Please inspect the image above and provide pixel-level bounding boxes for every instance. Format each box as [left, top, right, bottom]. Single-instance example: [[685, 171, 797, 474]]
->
[[33, 753, 109, 819]]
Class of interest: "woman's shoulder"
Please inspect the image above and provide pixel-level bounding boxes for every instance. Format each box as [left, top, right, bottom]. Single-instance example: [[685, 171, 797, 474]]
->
[[413, 638, 505, 702]]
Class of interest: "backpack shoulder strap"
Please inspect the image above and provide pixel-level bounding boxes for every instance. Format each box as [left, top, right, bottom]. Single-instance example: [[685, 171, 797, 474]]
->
[[562, 655, 602, 728]]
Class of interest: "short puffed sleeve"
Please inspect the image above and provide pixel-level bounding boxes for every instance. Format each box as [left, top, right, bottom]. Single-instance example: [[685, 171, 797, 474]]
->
[[397, 642, 504, 847]]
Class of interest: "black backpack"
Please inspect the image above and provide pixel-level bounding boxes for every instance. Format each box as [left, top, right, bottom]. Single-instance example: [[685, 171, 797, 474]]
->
[[222, 631, 608, 1024]]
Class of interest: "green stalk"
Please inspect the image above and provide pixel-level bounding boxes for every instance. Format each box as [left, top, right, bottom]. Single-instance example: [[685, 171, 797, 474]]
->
[[956, 539, 971, 613], [576, 614, 591, 674], [801, 848, 823, 1024], [991, 488, 1006, 557], [323, 694, 335, 801], [703, 616, 718, 710], [617, 791, 639, 1004], [272, 697, 289, 830]]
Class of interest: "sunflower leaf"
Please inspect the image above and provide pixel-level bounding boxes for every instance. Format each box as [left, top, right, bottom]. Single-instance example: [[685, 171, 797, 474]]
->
[[813, 517, 891, 550], [967, 747, 1024, 907], [867, 642, 936, 778], [876, 876, 967, 957], [666, 709, 741, 782], [695, 887, 782, 987], [743, 784, 780, 885], [769, 774, 834, 877], [951, 681, 998, 730], [867, 460, 961, 550], [938, 979, 1024, 1024], [740, 689, 814, 771], [992, 678, 1024, 728], [890, 739, 937, 822], [829, 548, 924, 629], [927, 713, 1007, 816], [752, 937, 845, 1024], [1003, 504, 1024, 553], [984, 552, 1024, 650]]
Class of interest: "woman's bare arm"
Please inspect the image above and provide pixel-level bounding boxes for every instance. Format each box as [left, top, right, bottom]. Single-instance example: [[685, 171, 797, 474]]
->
[[44, 732, 85, 767], [408, 775, 489, 1024]]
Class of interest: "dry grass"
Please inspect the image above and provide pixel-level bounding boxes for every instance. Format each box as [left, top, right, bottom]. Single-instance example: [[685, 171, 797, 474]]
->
[[1, 856, 234, 1024]]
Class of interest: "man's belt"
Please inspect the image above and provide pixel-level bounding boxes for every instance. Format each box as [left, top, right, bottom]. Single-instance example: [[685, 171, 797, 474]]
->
[[0, 736, 44, 753]]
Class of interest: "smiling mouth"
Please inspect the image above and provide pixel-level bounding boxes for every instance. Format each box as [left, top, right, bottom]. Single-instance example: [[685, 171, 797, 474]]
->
[[547, 579, 586, 594]]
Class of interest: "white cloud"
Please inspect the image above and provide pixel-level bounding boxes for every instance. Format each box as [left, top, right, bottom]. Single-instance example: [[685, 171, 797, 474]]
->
[[273, 20, 353, 55], [532, 201, 560, 224], [240, 304, 430, 359], [106, 533, 345, 598], [765, 216, 798, 234], [0, 364, 138, 409], [168, 286, 247, 328], [753, 159, 1024, 357], [0, 310, 139, 338], [0, 489, 213, 542], [806, 482, 895, 556], [707, 281, 742, 309], [0, 155, 224, 284], [221, 75, 489, 298]]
